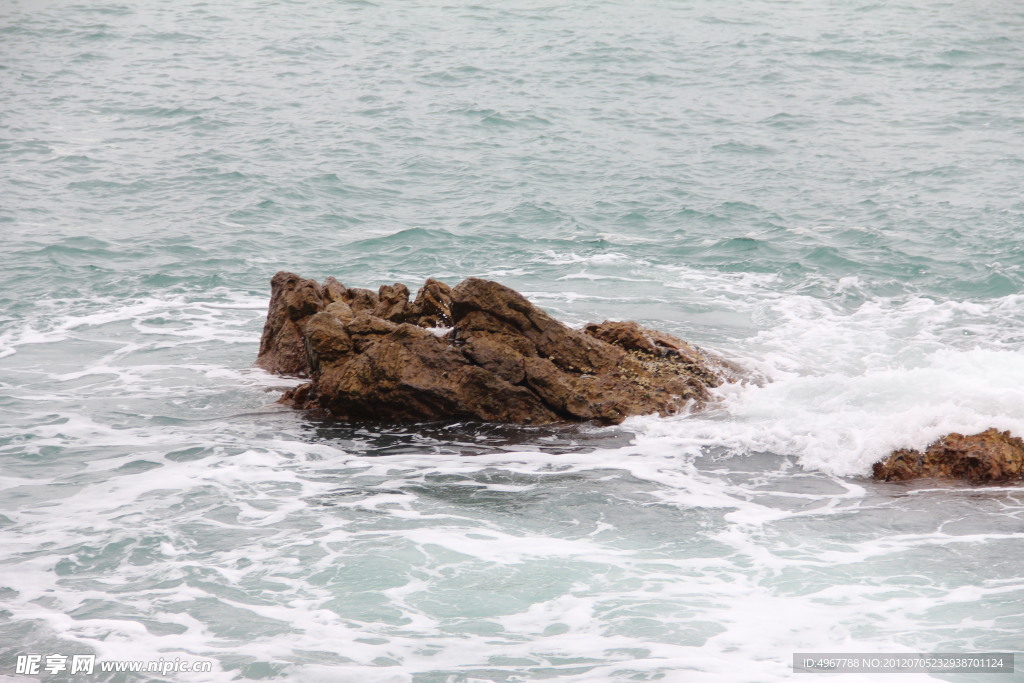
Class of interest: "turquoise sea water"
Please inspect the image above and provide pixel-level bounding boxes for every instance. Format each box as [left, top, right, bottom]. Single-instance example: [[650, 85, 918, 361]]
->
[[2, 0, 1023, 680]]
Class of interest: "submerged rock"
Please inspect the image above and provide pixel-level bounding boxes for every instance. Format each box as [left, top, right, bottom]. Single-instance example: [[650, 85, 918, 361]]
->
[[872, 429, 1024, 483], [256, 272, 740, 425]]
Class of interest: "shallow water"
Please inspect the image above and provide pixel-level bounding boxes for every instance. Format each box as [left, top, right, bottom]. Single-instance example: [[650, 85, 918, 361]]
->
[[1, 0, 1023, 680]]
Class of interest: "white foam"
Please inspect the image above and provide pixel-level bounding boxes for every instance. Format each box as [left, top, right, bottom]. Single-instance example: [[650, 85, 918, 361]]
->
[[4, 273, 1023, 680], [540, 250, 640, 266], [623, 290, 1024, 476], [556, 272, 652, 282], [1, 419, 1012, 682], [0, 290, 267, 359]]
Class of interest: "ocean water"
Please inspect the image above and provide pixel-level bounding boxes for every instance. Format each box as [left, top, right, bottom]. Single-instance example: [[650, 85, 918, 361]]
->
[[1, 0, 1023, 680]]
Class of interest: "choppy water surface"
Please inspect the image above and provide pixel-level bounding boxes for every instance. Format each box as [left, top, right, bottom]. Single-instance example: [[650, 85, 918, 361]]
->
[[1, 0, 1023, 680]]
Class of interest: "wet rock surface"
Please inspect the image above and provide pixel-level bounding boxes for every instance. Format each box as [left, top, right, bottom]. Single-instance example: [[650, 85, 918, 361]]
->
[[256, 272, 738, 425], [872, 428, 1024, 483]]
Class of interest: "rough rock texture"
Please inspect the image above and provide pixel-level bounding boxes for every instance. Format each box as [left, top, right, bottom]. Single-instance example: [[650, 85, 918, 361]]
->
[[872, 429, 1024, 483], [256, 272, 740, 425]]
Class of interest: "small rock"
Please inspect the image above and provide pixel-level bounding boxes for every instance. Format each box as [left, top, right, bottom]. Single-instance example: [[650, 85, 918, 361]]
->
[[872, 428, 1024, 483]]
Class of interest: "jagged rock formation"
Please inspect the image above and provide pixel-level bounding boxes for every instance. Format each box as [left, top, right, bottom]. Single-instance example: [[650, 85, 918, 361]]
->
[[256, 272, 741, 425], [872, 429, 1024, 483]]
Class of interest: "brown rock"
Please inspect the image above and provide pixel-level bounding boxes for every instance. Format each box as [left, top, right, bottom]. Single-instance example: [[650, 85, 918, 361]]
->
[[520, 356, 626, 424], [451, 278, 619, 374], [324, 300, 354, 322], [584, 320, 748, 385], [409, 278, 453, 327], [346, 287, 380, 315], [461, 331, 527, 385], [321, 277, 348, 304], [373, 283, 412, 322], [872, 429, 1024, 484], [255, 273, 451, 376], [310, 322, 557, 423], [255, 272, 324, 376], [584, 320, 689, 356], [303, 311, 353, 372], [256, 272, 738, 425]]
